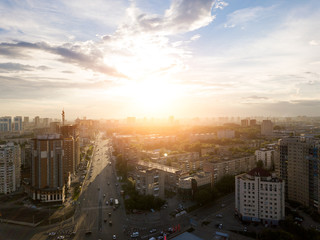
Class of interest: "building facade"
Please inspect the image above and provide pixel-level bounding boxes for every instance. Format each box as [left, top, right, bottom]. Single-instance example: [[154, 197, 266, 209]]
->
[[235, 168, 285, 225], [29, 134, 66, 203], [0, 116, 12, 133], [134, 168, 165, 198], [13, 116, 23, 132], [277, 136, 320, 212], [255, 148, 275, 170], [0, 143, 21, 194], [261, 120, 273, 136]]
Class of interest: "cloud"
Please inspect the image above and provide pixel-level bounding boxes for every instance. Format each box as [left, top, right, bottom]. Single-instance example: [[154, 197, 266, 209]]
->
[[121, 0, 216, 35], [0, 41, 127, 78], [244, 95, 269, 100], [0, 62, 51, 72], [224, 6, 273, 28]]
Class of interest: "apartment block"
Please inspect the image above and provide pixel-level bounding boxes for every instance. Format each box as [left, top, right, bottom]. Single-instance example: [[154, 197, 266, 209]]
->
[[134, 168, 165, 198], [29, 134, 66, 203], [235, 168, 285, 225], [0, 143, 21, 194], [255, 148, 275, 170], [0, 116, 12, 132], [178, 171, 212, 199], [60, 125, 80, 170], [13, 116, 23, 132], [203, 155, 256, 184], [217, 129, 235, 139], [261, 120, 273, 136], [277, 136, 320, 212]]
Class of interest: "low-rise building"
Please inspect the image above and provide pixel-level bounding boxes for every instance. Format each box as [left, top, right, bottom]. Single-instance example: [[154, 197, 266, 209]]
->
[[235, 168, 285, 225], [178, 171, 212, 199], [203, 155, 256, 184], [255, 148, 275, 170]]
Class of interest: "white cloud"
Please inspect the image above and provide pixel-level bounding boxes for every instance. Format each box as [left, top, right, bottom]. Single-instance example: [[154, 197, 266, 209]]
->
[[309, 40, 319, 46], [224, 6, 273, 28]]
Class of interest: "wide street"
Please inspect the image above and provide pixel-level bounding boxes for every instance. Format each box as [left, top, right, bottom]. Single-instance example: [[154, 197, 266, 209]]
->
[[73, 135, 126, 240]]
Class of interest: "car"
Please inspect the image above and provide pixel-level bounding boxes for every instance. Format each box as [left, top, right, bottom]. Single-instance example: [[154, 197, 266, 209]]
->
[[219, 223, 223, 229], [157, 236, 164, 240], [216, 214, 223, 218], [109, 220, 112, 225], [103, 194, 106, 197], [150, 229, 157, 233], [106, 201, 109, 205], [57, 236, 64, 240], [48, 232, 56, 236], [113, 235, 117, 239], [85, 231, 92, 235], [108, 212, 111, 217], [104, 218, 107, 222], [108, 182, 110, 185], [131, 232, 139, 238]]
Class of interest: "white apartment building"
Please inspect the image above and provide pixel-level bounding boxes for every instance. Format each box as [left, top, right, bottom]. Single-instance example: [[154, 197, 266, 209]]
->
[[13, 116, 23, 132], [235, 168, 285, 225], [0, 142, 21, 194], [255, 148, 275, 169]]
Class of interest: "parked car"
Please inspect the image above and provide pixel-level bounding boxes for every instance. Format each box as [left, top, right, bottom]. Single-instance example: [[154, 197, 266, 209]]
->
[[216, 214, 223, 218], [150, 229, 157, 233]]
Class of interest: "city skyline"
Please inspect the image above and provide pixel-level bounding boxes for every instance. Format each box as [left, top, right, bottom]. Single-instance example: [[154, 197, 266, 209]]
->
[[1, 0, 320, 119]]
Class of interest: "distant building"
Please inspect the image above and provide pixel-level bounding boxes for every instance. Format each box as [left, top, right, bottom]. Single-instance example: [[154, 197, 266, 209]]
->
[[241, 119, 249, 127], [217, 129, 235, 139], [235, 168, 285, 225], [261, 120, 273, 136], [34, 116, 40, 127], [190, 133, 215, 142], [23, 116, 29, 123], [0, 142, 21, 194], [250, 119, 257, 126], [127, 117, 136, 125], [277, 136, 320, 212], [0, 116, 12, 132], [13, 116, 23, 132]]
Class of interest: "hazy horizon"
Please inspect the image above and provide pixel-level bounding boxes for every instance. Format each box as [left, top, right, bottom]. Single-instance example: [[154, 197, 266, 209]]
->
[[1, 0, 320, 119]]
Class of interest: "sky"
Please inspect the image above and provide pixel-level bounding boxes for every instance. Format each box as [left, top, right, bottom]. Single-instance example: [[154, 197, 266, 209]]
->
[[1, 0, 320, 120]]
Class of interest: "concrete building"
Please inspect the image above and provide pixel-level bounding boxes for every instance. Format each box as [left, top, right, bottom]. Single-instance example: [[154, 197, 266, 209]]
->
[[250, 119, 257, 126], [261, 120, 273, 136], [203, 155, 256, 184], [60, 125, 80, 170], [13, 116, 23, 132], [136, 161, 181, 193], [190, 133, 215, 142], [134, 168, 165, 198], [255, 148, 275, 170], [0, 116, 12, 132], [178, 171, 212, 199], [29, 134, 66, 203], [277, 136, 320, 212], [0, 143, 21, 194], [34, 116, 40, 127], [217, 129, 235, 139], [235, 168, 285, 225], [241, 119, 249, 127]]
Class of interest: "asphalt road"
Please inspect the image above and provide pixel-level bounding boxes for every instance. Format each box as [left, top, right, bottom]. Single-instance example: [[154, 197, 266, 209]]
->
[[74, 135, 126, 240]]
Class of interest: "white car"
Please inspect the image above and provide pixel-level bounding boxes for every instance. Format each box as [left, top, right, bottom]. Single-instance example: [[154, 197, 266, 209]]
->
[[113, 234, 116, 239]]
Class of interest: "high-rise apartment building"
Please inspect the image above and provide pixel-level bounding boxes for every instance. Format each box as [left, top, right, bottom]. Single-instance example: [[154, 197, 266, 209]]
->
[[261, 120, 273, 136], [30, 134, 65, 202], [235, 168, 285, 225], [13, 116, 23, 132], [0, 116, 12, 132], [277, 136, 320, 212], [34, 116, 40, 127], [0, 143, 21, 194], [60, 125, 80, 170]]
